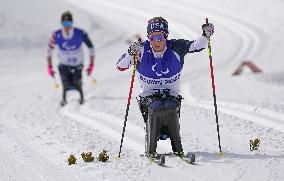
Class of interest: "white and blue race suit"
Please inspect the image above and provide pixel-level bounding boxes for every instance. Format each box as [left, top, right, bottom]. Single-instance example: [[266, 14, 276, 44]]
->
[[116, 36, 208, 97], [47, 27, 94, 67]]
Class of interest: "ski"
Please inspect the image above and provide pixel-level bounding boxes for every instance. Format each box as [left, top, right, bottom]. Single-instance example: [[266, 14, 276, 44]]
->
[[162, 152, 196, 165], [140, 152, 195, 166], [148, 154, 166, 166], [179, 153, 195, 164], [60, 100, 67, 107], [140, 154, 166, 166]]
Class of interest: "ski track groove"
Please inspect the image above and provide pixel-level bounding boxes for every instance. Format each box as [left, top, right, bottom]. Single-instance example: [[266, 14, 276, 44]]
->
[[181, 83, 284, 133], [0, 96, 82, 181], [60, 102, 173, 154], [61, 104, 206, 181], [68, 0, 198, 38]]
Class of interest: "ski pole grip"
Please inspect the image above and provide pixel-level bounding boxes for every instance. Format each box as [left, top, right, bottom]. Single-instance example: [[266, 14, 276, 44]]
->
[[133, 37, 142, 64]]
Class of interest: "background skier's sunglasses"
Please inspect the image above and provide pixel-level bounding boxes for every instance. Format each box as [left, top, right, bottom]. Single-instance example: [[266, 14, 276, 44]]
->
[[62, 21, 73, 27], [148, 35, 165, 42]]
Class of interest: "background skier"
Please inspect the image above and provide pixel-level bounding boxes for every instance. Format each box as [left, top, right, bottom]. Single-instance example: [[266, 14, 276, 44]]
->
[[116, 17, 214, 157], [47, 11, 95, 106]]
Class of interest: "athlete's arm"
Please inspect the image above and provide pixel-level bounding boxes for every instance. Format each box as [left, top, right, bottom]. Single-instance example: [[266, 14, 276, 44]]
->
[[188, 36, 207, 53], [171, 37, 207, 55], [83, 31, 95, 74], [116, 41, 144, 71], [47, 32, 56, 77], [116, 52, 135, 71], [47, 32, 56, 65]]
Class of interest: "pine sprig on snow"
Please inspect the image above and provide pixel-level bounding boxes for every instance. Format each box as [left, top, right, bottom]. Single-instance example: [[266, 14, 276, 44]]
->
[[81, 152, 95, 162], [250, 138, 260, 151], [98, 150, 109, 162], [68, 154, 77, 165]]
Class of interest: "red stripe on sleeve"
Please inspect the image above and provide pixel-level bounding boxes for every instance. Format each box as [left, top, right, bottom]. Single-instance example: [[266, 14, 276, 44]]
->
[[117, 66, 129, 71]]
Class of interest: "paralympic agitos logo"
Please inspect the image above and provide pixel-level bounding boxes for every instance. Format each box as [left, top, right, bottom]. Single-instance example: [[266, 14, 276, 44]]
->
[[62, 42, 77, 50], [152, 63, 169, 77]]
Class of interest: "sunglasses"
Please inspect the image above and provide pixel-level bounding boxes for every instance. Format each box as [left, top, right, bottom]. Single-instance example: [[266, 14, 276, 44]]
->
[[149, 35, 165, 42], [62, 21, 73, 27]]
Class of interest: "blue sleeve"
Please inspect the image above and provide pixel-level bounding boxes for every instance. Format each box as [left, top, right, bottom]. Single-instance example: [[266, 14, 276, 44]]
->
[[170, 39, 204, 55], [169, 39, 205, 65], [82, 31, 94, 48]]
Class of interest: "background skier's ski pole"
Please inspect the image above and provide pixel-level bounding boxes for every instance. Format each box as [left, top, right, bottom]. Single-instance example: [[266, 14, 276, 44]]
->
[[53, 76, 60, 89], [118, 39, 141, 158], [92, 78, 97, 85], [90, 74, 97, 85], [206, 18, 223, 155]]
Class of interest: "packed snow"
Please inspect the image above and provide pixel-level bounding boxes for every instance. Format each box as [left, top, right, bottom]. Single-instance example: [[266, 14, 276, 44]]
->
[[0, 0, 284, 180]]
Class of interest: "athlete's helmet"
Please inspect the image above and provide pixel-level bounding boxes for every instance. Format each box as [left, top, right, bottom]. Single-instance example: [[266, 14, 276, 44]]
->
[[61, 11, 73, 22], [147, 17, 169, 38]]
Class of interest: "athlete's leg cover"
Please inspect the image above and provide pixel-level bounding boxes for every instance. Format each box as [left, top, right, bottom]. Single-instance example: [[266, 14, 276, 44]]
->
[[166, 110, 182, 152], [58, 65, 71, 102], [145, 97, 183, 154], [72, 65, 84, 101], [58, 64, 84, 101]]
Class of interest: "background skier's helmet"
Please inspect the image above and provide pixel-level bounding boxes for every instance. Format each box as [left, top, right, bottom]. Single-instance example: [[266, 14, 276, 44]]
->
[[61, 11, 73, 22], [61, 11, 73, 27], [147, 17, 169, 38]]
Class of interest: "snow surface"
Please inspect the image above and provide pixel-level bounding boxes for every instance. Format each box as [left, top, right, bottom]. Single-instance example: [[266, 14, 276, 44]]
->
[[0, 0, 284, 180]]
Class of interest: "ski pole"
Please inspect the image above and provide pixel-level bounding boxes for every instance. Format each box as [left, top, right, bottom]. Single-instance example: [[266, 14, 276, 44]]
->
[[118, 39, 141, 158], [205, 18, 223, 155], [87, 66, 97, 85], [89, 73, 97, 85], [53, 75, 60, 89], [92, 78, 97, 85]]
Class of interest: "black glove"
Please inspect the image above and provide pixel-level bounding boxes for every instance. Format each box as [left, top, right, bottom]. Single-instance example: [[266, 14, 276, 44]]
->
[[128, 41, 143, 56], [202, 23, 214, 38]]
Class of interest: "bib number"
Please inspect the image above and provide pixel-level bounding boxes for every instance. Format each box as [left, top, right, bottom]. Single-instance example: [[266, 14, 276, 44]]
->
[[67, 57, 77, 64], [153, 88, 171, 95]]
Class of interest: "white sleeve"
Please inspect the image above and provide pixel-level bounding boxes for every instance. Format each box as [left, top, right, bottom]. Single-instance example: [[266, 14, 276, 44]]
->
[[188, 36, 208, 52], [47, 46, 54, 58], [89, 47, 95, 57], [116, 48, 144, 71], [47, 32, 56, 58], [116, 52, 134, 71]]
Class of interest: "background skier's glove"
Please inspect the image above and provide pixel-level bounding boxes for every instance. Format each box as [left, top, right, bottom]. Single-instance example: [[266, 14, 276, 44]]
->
[[202, 23, 214, 38], [86, 63, 94, 76], [128, 41, 143, 56], [48, 64, 55, 77]]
